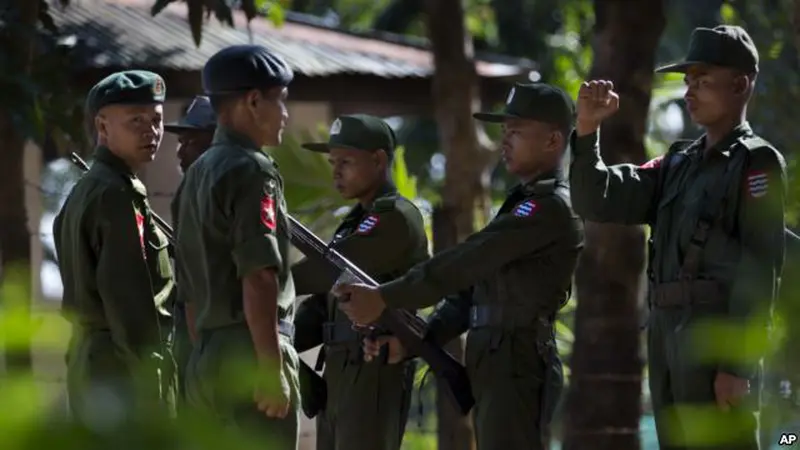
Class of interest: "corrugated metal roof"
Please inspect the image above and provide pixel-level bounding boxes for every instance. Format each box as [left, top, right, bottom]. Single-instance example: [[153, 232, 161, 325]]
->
[[48, 0, 535, 78]]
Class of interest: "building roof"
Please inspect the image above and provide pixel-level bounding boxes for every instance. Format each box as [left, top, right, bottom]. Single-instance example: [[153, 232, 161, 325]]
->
[[50, 0, 536, 79]]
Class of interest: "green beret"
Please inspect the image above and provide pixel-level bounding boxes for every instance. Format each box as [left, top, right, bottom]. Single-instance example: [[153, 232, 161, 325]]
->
[[86, 70, 166, 116]]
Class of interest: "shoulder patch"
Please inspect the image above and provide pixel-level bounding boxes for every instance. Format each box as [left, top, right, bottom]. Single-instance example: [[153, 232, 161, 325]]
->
[[746, 170, 769, 199], [512, 199, 538, 217], [260, 193, 277, 231], [738, 135, 772, 151], [356, 214, 380, 234]]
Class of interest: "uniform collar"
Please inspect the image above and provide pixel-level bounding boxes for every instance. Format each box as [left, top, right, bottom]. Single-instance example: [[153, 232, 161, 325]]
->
[[693, 122, 753, 158], [513, 168, 565, 196], [346, 182, 398, 219], [212, 125, 261, 150], [92, 146, 148, 197], [371, 181, 398, 202], [93, 146, 134, 176]]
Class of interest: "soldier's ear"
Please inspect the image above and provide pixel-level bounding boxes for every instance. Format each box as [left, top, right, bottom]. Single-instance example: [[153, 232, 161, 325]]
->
[[732, 74, 749, 96], [94, 114, 108, 140], [546, 127, 564, 153], [374, 149, 389, 170], [245, 89, 261, 112]]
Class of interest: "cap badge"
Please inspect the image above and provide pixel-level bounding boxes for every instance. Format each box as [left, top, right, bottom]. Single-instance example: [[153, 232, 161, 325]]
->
[[506, 87, 516, 105], [153, 77, 165, 96], [330, 118, 342, 136]]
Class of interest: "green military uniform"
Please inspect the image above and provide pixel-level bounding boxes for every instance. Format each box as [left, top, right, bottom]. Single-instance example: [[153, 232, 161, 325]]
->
[[175, 45, 300, 448], [292, 115, 429, 450], [165, 95, 217, 411], [376, 84, 583, 449], [569, 26, 786, 450], [53, 70, 176, 430]]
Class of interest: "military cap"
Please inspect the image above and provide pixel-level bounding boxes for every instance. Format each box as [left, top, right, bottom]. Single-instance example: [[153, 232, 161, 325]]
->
[[656, 25, 759, 74], [85, 70, 166, 116], [165, 96, 216, 133], [302, 114, 396, 155], [474, 82, 574, 130], [202, 45, 293, 95]]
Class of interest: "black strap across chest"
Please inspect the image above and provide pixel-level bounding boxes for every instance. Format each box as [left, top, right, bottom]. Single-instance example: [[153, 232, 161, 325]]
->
[[654, 142, 750, 282]]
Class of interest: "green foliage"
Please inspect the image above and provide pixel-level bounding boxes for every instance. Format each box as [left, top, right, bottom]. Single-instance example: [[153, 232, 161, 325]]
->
[[546, 0, 594, 96], [0, 3, 87, 153], [465, 0, 499, 46], [391, 146, 418, 200]]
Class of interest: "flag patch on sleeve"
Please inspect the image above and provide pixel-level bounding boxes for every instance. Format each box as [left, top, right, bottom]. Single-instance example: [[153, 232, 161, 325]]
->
[[513, 200, 537, 217], [356, 215, 380, 234], [260, 194, 277, 231], [747, 171, 768, 198]]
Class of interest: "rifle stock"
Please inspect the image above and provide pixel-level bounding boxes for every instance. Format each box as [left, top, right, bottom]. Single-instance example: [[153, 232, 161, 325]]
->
[[287, 216, 475, 415], [69, 152, 330, 418]]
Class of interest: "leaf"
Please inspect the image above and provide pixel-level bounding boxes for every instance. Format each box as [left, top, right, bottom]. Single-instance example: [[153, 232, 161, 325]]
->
[[187, 0, 204, 47], [720, 2, 738, 24], [391, 146, 418, 200], [267, 2, 285, 26], [150, 0, 175, 16], [555, 319, 575, 344]]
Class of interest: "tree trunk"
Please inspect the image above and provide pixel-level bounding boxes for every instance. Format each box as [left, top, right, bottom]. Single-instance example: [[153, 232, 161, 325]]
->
[[563, 1, 666, 450], [424, 0, 490, 448], [0, 0, 40, 374], [424, 0, 491, 244], [432, 207, 474, 450], [793, 0, 800, 52]]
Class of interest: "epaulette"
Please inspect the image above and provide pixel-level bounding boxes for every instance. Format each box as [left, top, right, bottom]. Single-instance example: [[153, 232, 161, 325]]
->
[[532, 179, 557, 195], [373, 195, 398, 213], [667, 139, 694, 155], [737, 135, 772, 152]]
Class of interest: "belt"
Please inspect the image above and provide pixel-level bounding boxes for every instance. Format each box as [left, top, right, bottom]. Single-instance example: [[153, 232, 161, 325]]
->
[[469, 305, 550, 330], [322, 321, 360, 346], [200, 319, 295, 343], [649, 280, 727, 308]]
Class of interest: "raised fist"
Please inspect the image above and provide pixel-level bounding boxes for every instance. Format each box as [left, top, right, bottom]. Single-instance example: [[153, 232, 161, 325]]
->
[[576, 80, 620, 133]]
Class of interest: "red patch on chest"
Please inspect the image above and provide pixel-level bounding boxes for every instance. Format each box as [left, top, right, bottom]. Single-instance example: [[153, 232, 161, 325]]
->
[[261, 194, 277, 231], [135, 211, 146, 255]]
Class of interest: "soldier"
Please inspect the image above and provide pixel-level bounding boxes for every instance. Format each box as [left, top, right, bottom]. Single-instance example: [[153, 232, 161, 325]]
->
[[53, 70, 175, 430], [164, 95, 216, 410], [165, 95, 216, 172], [336, 83, 584, 450], [291, 114, 429, 450], [174, 45, 299, 448], [570, 26, 785, 449]]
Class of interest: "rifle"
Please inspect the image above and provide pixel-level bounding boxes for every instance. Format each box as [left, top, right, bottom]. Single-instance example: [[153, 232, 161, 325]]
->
[[288, 217, 476, 415], [69, 152, 329, 419]]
